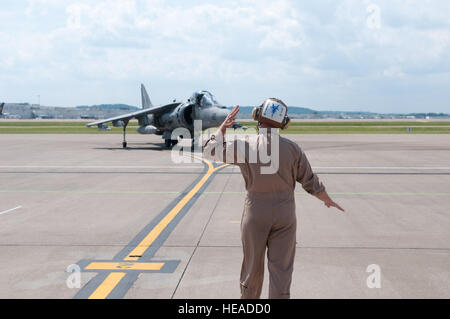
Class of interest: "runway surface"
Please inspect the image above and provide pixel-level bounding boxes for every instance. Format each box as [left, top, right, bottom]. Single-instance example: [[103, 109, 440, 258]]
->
[[0, 134, 449, 298]]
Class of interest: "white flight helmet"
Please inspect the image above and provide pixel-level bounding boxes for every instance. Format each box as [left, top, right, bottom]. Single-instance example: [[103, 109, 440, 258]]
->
[[252, 98, 291, 129]]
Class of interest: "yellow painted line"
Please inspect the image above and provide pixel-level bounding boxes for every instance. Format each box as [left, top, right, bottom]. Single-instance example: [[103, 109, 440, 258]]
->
[[85, 262, 165, 271], [215, 163, 230, 171], [87, 156, 228, 299], [124, 159, 216, 261], [88, 272, 126, 299]]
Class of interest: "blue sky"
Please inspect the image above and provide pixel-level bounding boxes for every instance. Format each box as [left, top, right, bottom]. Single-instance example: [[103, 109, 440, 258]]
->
[[0, 0, 449, 113]]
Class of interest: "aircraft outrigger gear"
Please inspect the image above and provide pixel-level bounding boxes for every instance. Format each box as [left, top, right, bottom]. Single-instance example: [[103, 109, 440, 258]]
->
[[122, 119, 129, 148]]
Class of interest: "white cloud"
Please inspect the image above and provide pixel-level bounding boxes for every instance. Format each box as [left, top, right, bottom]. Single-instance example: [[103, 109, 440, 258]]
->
[[0, 0, 449, 112]]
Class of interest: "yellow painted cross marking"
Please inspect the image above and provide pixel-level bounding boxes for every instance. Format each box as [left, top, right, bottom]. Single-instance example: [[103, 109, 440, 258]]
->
[[85, 262, 165, 271], [86, 156, 229, 299]]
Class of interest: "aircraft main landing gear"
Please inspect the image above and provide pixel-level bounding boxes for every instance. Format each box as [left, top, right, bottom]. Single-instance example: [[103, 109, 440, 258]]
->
[[164, 139, 179, 149], [122, 120, 129, 149]]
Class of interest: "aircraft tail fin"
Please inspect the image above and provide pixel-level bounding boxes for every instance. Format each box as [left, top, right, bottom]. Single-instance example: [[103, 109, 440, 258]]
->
[[141, 84, 153, 109]]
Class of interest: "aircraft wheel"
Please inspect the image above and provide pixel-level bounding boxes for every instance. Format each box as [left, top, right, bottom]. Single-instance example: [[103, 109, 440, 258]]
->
[[165, 139, 171, 148], [122, 142, 127, 148]]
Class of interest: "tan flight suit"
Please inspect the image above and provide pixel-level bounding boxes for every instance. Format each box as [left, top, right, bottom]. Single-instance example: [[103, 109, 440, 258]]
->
[[203, 129, 325, 299]]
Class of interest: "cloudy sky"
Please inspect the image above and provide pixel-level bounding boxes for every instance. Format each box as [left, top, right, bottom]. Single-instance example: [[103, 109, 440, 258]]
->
[[0, 0, 449, 113]]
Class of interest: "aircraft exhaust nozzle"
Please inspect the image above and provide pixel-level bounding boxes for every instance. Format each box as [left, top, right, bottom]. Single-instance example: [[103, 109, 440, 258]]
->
[[137, 125, 157, 134]]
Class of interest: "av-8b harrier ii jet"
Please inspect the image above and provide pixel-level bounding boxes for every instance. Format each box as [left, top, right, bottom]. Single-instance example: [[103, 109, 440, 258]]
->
[[86, 84, 231, 148]]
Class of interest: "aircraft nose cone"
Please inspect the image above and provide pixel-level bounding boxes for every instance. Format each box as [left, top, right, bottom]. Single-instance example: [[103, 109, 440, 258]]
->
[[219, 108, 230, 122]]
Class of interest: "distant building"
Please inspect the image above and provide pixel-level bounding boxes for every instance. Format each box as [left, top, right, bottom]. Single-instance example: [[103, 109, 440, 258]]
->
[[0, 103, 140, 119]]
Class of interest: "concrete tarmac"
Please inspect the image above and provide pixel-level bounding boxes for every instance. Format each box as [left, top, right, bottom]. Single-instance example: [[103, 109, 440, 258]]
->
[[0, 133, 449, 298]]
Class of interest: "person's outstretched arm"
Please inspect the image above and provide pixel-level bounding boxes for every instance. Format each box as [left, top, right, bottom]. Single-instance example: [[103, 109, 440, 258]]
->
[[296, 147, 345, 212], [314, 189, 345, 212]]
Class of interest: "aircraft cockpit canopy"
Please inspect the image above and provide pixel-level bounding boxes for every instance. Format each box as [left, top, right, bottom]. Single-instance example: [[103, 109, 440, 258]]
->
[[191, 91, 219, 107]]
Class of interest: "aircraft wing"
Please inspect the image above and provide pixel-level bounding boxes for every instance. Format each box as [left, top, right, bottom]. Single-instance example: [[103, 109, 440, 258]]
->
[[86, 102, 180, 127]]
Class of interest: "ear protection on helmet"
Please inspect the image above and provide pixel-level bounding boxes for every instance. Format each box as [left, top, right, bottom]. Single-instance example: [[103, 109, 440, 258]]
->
[[252, 104, 262, 122], [281, 116, 291, 130]]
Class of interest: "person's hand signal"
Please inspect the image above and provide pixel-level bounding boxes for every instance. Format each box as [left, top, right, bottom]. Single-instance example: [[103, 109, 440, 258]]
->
[[325, 199, 345, 212], [222, 105, 240, 128]]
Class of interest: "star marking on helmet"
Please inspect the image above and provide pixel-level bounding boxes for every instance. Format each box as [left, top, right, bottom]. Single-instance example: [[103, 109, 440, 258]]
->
[[270, 103, 280, 116]]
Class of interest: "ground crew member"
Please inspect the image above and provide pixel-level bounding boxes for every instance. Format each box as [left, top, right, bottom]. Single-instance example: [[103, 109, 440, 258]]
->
[[203, 99, 344, 299]]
